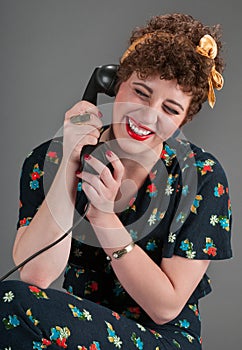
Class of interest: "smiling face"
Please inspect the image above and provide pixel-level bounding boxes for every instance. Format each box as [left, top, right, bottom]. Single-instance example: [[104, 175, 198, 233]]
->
[[112, 72, 192, 157]]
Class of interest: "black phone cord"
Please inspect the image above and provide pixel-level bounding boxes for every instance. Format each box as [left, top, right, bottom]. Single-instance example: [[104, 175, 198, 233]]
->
[[0, 203, 90, 282]]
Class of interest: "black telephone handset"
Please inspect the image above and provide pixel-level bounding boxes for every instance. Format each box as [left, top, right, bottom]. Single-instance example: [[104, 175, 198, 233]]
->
[[82, 64, 119, 104], [80, 64, 119, 174]]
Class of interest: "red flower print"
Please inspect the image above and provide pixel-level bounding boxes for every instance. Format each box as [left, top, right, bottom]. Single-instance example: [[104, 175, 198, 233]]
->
[[188, 152, 196, 158], [31, 172, 41, 180], [160, 149, 167, 159], [129, 197, 136, 207], [90, 344, 98, 350], [146, 183, 158, 197], [147, 183, 157, 193], [203, 165, 212, 172], [56, 338, 67, 348], [47, 151, 57, 158], [19, 217, 32, 227], [203, 238, 217, 257], [228, 199, 231, 210], [149, 171, 156, 180], [161, 150, 167, 157], [176, 184, 181, 193], [20, 218, 27, 226], [90, 281, 98, 292], [29, 285, 41, 293], [207, 247, 217, 256], [112, 311, 121, 320], [217, 184, 224, 196], [42, 338, 51, 346], [128, 307, 141, 314], [46, 151, 59, 164]]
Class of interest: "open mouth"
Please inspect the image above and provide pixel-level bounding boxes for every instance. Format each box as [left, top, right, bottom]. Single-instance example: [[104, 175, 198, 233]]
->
[[126, 117, 154, 141]]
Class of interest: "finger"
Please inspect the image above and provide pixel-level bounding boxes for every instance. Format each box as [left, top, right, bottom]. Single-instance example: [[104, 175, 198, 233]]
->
[[81, 154, 114, 186], [81, 171, 105, 194], [70, 113, 103, 129], [70, 124, 101, 138], [65, 101, 103, 122], [70, 113, 91, 124], [105, 151, 124, 182], [65, 114, 103, 131], [82, 182, 114, 214], [63, 121, 101, 148], [81, 181, 99, 203]]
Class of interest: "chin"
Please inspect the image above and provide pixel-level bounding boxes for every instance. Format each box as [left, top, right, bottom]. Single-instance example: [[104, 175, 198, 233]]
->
[[111, 123, 162, 157]]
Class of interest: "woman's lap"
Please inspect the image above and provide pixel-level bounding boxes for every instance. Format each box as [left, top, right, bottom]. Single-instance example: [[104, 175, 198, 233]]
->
[[0, 280, 201, 349]]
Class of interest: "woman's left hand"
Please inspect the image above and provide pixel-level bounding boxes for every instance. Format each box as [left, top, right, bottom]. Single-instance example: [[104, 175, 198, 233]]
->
[[76, 150, 124, 222]]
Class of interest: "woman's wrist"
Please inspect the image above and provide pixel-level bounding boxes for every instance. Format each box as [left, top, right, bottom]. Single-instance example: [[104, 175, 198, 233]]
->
[[88, 210, 132, 249], [87, 208, 118, 226], [106, 241, 135, 262]]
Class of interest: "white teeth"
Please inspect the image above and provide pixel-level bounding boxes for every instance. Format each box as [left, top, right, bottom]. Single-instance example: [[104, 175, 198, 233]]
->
[[128, 118, 151, 136]]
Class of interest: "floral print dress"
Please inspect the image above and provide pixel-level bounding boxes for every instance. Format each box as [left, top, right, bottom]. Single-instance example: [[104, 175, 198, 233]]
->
[[0, 134, 232, 349]]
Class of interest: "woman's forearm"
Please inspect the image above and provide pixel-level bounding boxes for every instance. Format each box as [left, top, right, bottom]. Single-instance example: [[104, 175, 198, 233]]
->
[[90, 214, 178, 324], [90, 212, 209, 325], [13, 100, 102, 288], [13, 160, 79, 288]]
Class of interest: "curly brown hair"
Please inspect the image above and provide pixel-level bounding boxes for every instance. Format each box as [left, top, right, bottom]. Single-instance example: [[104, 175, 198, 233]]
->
[[116, 13, 225, 123]]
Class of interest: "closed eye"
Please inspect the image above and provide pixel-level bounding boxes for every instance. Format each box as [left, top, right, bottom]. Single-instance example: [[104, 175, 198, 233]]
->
[[163, 105, 179, 115], [135, 88, 149, 98]]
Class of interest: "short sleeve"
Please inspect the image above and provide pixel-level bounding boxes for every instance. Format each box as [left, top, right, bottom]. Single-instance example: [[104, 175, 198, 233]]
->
[[17, 138, 63, 230], [162, 151, 233, 260]]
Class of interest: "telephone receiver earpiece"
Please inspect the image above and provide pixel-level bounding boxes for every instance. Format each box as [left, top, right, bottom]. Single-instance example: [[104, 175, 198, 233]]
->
[[82, 64, 119, 105]]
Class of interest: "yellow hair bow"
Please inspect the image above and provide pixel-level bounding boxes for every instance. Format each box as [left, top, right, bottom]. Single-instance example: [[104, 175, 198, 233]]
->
[[196, 34, 224, 108]]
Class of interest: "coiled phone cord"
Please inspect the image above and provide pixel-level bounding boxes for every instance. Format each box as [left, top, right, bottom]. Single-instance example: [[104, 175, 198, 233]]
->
[[0, 203, 90, 282]]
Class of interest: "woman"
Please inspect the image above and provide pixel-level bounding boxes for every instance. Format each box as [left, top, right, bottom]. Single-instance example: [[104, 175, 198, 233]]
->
[[0, 13, 232, 349]]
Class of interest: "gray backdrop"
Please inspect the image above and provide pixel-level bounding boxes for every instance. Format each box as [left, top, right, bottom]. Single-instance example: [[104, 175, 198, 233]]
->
[[1, 0, 241, 348]]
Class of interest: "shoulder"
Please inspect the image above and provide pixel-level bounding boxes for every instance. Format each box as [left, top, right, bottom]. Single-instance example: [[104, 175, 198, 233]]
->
[[171, 137, 229, 181], [188, 140, 229, 183]]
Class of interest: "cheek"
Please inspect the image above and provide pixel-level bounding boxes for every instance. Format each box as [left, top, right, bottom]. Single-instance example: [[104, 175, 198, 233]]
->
[[112, 101, 127, 125], [115, 82, 128, 102], [115, 89, 131, 104], [155, 116, 182, 141]]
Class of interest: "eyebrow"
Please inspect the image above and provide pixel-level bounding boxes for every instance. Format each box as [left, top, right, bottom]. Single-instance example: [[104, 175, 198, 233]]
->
[[166, 99, 184, 112], [133, 82, 185, 112], [133, 82, 153, 94]]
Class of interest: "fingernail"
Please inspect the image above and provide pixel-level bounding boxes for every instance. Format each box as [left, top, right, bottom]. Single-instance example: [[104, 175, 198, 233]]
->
[[98, 111, 103, 118], [75, 170, 81, 175], [83, 154, 91, 161], [106, 150, 113, 157]]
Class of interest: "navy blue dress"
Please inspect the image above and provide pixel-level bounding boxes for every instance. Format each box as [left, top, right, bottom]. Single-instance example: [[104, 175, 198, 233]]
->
[[0, 134, 232, 349]]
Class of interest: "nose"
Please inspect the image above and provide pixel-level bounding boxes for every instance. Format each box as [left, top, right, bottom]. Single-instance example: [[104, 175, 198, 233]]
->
[[149, 98, 164, 114], [137, 104, 160, 126]]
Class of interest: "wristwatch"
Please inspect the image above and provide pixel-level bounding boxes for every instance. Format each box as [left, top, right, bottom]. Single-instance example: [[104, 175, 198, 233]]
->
[[106, 242, 135, 261]]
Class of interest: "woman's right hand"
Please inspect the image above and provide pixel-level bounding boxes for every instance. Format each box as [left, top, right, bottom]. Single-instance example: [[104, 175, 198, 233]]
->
[[63, 100, 103, 166]]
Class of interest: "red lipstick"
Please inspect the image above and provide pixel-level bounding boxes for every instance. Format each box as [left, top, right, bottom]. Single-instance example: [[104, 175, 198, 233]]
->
[[126, 117, 154, 141]]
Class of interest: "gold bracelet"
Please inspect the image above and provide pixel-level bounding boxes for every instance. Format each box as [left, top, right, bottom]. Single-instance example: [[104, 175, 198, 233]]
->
[[106, 242, 135, 261]]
